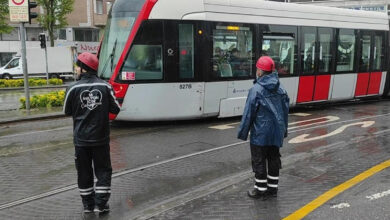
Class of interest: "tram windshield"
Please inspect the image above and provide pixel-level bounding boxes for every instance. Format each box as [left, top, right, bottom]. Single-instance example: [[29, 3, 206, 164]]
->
[[98, 12, 137, 79]]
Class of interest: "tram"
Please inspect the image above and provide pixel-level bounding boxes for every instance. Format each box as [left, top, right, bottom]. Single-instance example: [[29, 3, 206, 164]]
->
[[98, 0, 390, 121]]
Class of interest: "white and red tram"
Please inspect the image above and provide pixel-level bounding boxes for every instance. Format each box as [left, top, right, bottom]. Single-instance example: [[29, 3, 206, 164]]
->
[[98, 0, 390, 121]]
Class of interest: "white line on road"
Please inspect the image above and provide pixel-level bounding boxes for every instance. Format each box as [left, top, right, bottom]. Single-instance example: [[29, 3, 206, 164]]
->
[[291, 113, 312, 117], [209, 112, 313, 130], [330, 203, 350, 209], [366, 189, 390, 200], [289, 121, 375, 144], [288, 113, 390, 134], [209, 115, 339, 130], [288, 116, 340, 129]]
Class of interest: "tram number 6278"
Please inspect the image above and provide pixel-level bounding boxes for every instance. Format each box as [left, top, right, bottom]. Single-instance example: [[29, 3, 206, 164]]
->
[[179, 84, 192, 89]]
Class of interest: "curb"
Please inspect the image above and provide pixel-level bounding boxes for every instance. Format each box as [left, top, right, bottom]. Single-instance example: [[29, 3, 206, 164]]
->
[[0, 85, 68, 91], [0, 112, 67, 125]]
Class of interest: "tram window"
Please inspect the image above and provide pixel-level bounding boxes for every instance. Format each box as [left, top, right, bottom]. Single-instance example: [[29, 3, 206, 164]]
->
[[373, 34, 384, 71], [336, 29, 356, 72], [359, 34, 371, 72], [179, 24, 194, 79], [319, 28, 333, 73], [301, 27, 316, 74], [122, 21, 163, 80], [122, 45, 163, 80], [212, 25, 253, 78], [262, 34, 295, 75]]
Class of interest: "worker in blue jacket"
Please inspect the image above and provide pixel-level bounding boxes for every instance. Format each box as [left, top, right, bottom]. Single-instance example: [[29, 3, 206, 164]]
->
[[237, 56, 289, 199]]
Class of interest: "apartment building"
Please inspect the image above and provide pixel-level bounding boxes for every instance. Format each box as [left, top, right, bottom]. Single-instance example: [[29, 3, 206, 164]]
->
[[0, 0, 114, 66]]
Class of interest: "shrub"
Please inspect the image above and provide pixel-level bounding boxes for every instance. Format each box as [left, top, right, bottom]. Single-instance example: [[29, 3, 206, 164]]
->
[[0, 78, 63, 88], [20, 90, 65, 109]]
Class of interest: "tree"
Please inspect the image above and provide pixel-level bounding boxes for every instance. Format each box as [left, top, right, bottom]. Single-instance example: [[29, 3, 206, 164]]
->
[[37, 0, 74, 47], [0, 0, 13, 34]]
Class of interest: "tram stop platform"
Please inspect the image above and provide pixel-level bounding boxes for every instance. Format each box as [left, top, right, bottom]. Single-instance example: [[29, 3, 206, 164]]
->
[[1, 101, 390, 220]]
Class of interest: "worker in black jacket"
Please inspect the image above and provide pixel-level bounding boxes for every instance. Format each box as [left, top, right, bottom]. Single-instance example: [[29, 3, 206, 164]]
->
[[63, 52, 120, 214]]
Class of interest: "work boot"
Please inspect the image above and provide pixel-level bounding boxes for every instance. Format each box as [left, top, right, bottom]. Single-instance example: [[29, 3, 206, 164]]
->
[[247, 188, 267, 199], [83, 204, 95, 213], [94, 204, 110, 215], [263, 188, 278, 200]]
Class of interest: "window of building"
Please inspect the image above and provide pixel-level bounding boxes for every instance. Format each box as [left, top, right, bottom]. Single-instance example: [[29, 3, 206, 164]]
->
[[179, 24, 194, 79], [58, 29, 67, 40], [74, 29, 99, 42], [106, 2, 112, 14], [1, 28, 19, 41], [336, 29, 356, 72], [122, 21, 163, 80], [373, 33, 384, 70], [96, 0, 103, 14], [26, 28, 44, 41], [301, 27, 316, 74], [212, 25, 253, 78], [318, 28, 333, 73]]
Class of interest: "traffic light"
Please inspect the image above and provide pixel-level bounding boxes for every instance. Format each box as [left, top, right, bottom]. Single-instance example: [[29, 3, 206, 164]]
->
[[39, 33, 46, 49], [28, 0, 38, 24]]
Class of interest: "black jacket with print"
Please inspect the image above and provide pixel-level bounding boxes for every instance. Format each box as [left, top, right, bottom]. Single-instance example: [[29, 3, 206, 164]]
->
[[63, 72, 120, 147]]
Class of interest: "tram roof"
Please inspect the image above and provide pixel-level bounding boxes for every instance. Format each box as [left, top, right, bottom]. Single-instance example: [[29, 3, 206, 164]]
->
[[149, 0, 389, 30]]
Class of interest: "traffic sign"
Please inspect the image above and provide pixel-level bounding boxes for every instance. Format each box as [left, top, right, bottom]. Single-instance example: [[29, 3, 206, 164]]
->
[[9, 0, 29, 22]]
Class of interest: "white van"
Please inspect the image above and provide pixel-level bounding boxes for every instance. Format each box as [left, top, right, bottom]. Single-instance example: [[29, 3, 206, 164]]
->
[[0, 47, 75, 79]]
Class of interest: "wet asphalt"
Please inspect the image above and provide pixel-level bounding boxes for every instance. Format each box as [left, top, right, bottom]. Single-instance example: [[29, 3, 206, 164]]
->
[[0, 100, 389, 219]]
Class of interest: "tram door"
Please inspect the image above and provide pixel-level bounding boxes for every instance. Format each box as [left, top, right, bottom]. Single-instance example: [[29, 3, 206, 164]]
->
[[164, 21, 204, 118], [355, 31, 385, 97], [297, 27, 333, 103]]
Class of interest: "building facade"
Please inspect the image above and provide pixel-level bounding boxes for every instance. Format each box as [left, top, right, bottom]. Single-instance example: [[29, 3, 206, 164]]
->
[[0, 0, 114, 66]]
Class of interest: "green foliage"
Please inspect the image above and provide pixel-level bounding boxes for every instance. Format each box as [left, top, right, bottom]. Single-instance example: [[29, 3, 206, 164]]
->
[[0, 0, 13, 34], [20, 90, 65, 109], [36, 0, 75, 46], [48, 78, 63, 85], [0, 78, 63, 87]]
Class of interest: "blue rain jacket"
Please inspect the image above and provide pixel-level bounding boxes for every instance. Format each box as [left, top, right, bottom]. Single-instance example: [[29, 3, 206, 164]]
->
[[237, 72, 289, 147]]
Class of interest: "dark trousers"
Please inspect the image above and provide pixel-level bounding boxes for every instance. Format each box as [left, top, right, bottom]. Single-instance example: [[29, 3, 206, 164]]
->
[[250, 144, 281, 191], [75, 145, 112, 208]]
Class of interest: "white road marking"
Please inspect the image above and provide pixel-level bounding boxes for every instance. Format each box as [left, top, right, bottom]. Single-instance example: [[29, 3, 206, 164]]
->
[[291, 113, 312, 117], [209, 123, 238, 130], [330, 203, 350, 209], [289, 121, 375, 144], [374, 129, 390, 135], [366, 189, 390, 200], [209, 115, 339, 130], [288, 116, 340, 130]]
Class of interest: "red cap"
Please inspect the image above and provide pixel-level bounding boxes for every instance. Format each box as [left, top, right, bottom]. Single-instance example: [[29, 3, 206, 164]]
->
[[256, 56, 275, 72], [77, 52, 99, 71]]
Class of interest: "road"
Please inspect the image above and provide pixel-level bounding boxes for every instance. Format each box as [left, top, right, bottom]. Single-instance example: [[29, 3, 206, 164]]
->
[[0, 100, 389, 219]]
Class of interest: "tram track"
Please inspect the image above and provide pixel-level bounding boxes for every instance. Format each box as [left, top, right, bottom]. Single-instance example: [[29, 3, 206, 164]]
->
[[1, 112, 390, 210]]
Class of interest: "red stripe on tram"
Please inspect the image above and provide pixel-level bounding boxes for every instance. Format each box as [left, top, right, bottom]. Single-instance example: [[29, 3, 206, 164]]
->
[[355, 73, 370, 97], [297, 76, 315, 103], [313, 75, 331, 101], [367, 72, 382, 95]]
